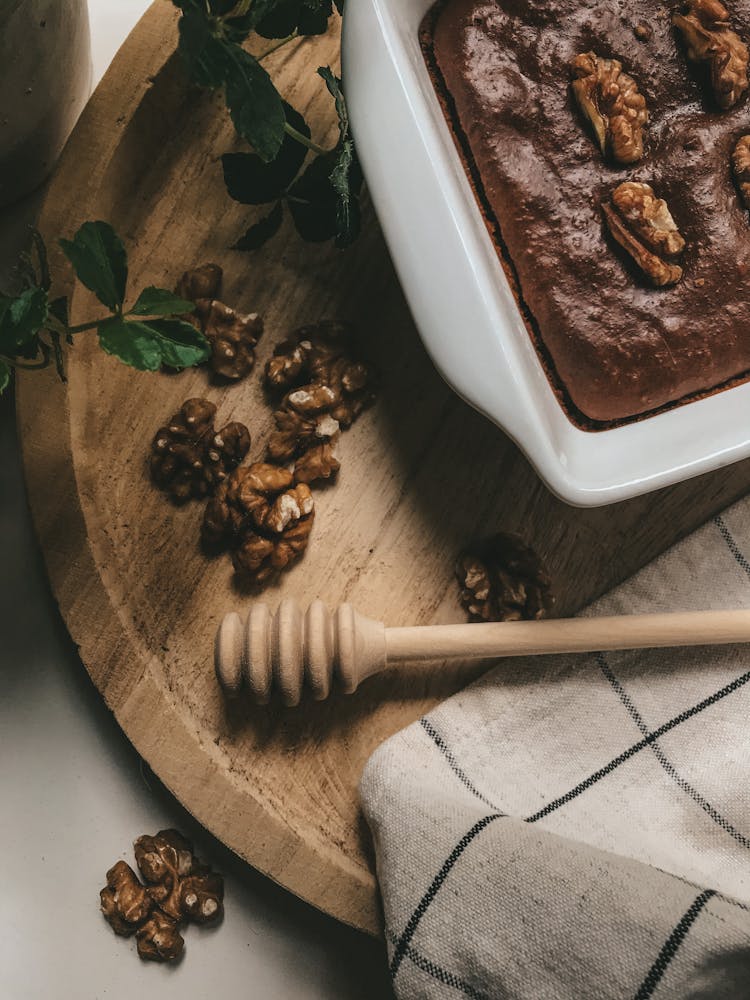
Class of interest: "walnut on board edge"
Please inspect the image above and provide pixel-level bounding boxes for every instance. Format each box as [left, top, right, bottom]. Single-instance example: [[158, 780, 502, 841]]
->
[[101, 829, 224, 963], [202, 463, 315, 585], [602, 182, 685, 287], [570, 51, 649, 164], [150, 398, 251, 502], [732, 134, 750, 210], [673, 0, 749, 110], [456, 533, 554, 623]]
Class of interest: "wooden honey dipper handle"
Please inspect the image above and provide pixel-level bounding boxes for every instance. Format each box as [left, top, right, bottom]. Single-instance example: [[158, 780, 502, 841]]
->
[[215, 601, 750, 706]]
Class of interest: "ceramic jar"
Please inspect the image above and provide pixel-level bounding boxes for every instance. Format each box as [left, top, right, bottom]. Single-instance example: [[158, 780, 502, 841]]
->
[[0, 0, 91, 207]]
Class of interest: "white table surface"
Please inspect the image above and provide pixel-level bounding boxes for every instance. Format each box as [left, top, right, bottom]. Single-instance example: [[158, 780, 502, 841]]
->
[[0, 4, 391, 997]]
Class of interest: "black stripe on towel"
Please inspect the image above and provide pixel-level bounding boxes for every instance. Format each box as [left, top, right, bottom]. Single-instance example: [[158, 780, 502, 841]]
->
[[386, 932, 489, 1000], [526, 668, 750, 822], [597, 652, 750, 849], [420, 718, 500, 810], [390, 814, 503, 981], [633, 890, 715, 1000], [714, 515, 750, 580]]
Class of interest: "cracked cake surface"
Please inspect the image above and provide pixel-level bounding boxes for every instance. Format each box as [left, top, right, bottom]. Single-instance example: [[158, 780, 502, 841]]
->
[[422, 0, 750, 425]]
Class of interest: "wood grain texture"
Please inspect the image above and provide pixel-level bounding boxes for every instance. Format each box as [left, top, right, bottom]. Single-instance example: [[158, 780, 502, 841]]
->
[[16, 1, 750, 935]]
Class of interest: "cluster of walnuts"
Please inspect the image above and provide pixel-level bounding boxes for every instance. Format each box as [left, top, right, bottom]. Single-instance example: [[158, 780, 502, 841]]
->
[[571, 0, 750, 288], [100, 829, 224, 963], [149, 268, 376, 586]]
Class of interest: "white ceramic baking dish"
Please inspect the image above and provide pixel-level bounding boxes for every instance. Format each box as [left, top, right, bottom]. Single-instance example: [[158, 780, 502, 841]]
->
[[342, 0, 750, 507]]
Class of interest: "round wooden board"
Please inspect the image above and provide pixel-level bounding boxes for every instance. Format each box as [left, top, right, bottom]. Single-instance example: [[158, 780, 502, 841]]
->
[[17, 2, 750, 935]]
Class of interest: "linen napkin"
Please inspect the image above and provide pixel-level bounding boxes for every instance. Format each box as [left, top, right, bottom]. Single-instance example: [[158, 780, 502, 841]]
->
[[360, 499, 750, 999]]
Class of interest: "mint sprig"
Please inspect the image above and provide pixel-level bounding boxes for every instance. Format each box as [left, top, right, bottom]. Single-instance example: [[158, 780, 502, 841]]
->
[[0, 221, 209, 396], [59, 221, 128, 312], [221, 67, 362, 249], [174, 0, 289, 161], [172, 0, 361, 249]]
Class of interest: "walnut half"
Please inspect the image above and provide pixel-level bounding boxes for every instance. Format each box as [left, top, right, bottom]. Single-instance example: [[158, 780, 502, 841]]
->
[[602, 182, 686, 287], [150, 398, 251, 503], [202, 464, 315, 585], [673, 0, 749, 110], [456, 533, 554, 623], [570, 52, 649, 164], [733, 134, 750, 210]]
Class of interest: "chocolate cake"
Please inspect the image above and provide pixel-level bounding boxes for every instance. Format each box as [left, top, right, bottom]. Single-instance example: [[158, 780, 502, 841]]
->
[[421, 0, 750, 425]]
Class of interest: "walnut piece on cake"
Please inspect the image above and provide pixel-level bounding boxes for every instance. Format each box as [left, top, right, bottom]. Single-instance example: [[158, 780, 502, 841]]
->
[[672, 0, 749, 109], [603, 182, 686, 287], [733, 134, 750, 209], [570, 52, 649, 164], [611, 182, 686, 257]]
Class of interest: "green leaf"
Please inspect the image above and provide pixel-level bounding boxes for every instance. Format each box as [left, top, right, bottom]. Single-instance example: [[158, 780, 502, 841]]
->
[[98, 316, 210, 371], [232, 202, 284, 250], [59, 221, 128, 312], [0, 286, 49, 358], [254, 0, 301, 38], [318, 66, 348, 143], [224, 47, 286, 161], [287, 154, 339, 242], [98, 317, 163, 370], [129, 287, 196, 317], [329, 139, 362, 247], [223, 12, 257, 40], [147, 318, 211, 369], [222, 102, 310, 205], [254, 0, 334, 37], [298, 0, 333, 35], [0, 360, 10, 395], [315, 69, 363, 247], [177, 5, 230, 89]]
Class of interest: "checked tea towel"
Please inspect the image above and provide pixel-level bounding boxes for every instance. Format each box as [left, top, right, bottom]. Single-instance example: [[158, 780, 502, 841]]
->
[[360, 500, 750, 999]]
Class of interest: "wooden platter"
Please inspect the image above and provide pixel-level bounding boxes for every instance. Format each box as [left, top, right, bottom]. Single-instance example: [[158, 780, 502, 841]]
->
[[17, 2, 750, 935]]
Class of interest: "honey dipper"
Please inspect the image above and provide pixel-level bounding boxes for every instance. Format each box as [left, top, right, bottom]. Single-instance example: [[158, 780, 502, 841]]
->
[[214, 600, 750, 706]]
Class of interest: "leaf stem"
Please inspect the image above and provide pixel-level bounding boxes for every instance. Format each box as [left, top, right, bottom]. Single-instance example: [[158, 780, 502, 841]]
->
[[257, 32, 298, 61], [0, 354, 49, 371], [58, 318, 105, 335], [284, 122, 329, 156]]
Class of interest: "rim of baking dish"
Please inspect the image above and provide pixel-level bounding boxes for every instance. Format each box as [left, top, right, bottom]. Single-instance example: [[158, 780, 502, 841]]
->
[[342, 0, 750, 507]]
